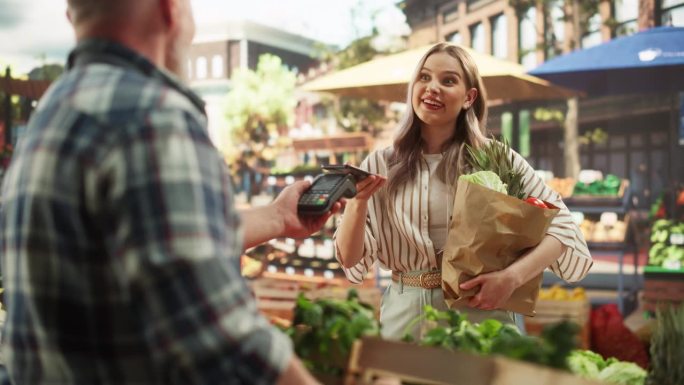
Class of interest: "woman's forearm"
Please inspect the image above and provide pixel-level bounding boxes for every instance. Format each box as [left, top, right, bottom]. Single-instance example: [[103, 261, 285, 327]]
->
[[335, 199, 368, 268], [505, 235, 567, 288]]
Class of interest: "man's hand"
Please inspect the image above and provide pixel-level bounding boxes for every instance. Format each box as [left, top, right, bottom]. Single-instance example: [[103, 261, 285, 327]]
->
[[459, 270, 519, 310], [273, 180, 344, 239]]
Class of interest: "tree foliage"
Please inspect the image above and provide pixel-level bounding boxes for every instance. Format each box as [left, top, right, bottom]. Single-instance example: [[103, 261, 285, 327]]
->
[[28, 63, 64, 81], [509, 0, 601, 54], [225, 54, 297, 144], [314, 30, 387, 135]]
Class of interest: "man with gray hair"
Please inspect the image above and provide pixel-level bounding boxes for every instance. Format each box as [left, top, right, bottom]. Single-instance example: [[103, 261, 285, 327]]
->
[[0, 0, 335, 383]]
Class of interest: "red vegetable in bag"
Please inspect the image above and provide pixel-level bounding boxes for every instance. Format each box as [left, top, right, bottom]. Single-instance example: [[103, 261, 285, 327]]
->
[[525, 196, 548, 209]]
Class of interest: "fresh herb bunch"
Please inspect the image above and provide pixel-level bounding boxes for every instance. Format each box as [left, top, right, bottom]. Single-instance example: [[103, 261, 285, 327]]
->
[[466, 139, 526, 199], [405, 306, 578, 370], [648, 304, 684, 385], [285, 289, 380, 376]]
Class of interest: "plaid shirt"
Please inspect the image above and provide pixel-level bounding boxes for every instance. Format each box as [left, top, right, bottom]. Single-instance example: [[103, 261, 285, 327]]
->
[[0, 39, 292, 384]]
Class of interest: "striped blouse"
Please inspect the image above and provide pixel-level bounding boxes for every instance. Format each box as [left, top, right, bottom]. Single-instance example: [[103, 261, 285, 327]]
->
[[334, 147, 593, 284]]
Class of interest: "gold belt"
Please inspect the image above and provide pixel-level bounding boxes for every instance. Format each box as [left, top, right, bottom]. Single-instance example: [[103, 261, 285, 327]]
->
[[391, 270, 441, 289]]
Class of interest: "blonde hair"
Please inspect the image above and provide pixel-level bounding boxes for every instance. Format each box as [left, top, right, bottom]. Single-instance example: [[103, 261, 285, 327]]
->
[[386, 43, 489, 196]]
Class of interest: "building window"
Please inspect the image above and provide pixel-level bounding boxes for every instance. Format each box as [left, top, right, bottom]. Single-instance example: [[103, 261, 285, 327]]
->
[[662, 0, 684, 26], [614, 0, 638, 36], [211, 55, 224, 78], [448, 31, 462, 45], [519, 7, 537, 69], [581, 13, 602, 48], [491, 13, 507, 59], [467, 0, 496, 12], [545, 0, 564, 59], [442, 5, 459, 24], [196, 56, 207, 79], [470, 22, 485, 53]]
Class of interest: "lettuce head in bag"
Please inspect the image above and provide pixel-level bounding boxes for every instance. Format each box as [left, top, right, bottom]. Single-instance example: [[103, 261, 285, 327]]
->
[[459, 171, 507, 194]]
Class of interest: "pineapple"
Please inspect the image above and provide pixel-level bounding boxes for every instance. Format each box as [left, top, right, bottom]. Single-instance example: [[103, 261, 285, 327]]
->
[[466, 139, 527, 199]]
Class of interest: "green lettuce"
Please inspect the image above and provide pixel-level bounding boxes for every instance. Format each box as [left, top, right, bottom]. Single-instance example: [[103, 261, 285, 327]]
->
[[568, 350, 604, 378], [459, 171, 507, 194], [568, 350, 646, 385], [597, 362, 647, 385]]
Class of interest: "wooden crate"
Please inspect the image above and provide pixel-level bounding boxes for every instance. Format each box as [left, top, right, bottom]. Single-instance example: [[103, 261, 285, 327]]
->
[[344, 337, 603, 385], [304, 286, 382, 318], [250, 278, 382, 324], [525, 299, 590, 349], [642, 277, 684, 313], [249, 278, 300, 322]]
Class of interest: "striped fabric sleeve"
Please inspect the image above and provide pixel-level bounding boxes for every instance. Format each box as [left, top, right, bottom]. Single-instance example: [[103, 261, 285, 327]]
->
[[512, 152, 593, 283], [333, 156, 381, 284], [334, 220, 379, 284]]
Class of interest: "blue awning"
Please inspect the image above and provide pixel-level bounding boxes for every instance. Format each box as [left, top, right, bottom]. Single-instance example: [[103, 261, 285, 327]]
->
[[529, 27, 684, 96]]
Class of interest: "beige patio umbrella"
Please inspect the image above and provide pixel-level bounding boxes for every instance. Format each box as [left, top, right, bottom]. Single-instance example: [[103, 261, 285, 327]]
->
[[301, 45, 579, 102]]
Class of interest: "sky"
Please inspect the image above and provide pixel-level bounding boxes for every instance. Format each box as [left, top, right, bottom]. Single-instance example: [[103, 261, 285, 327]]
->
[[0, 0, 407, 75]]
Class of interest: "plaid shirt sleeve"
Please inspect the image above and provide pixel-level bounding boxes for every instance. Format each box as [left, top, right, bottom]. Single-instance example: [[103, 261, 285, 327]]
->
[[85, 102, 293, 384]]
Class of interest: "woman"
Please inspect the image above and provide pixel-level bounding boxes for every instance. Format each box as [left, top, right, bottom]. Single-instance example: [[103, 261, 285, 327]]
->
[[334, 43, 592, 340]]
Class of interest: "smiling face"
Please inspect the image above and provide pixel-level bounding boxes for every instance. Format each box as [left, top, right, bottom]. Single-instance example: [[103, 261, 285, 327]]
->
[[411, 51, 477, 134]]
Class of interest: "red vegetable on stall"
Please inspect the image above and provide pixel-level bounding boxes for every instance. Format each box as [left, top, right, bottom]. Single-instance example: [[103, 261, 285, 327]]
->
[[590, 304, 649, 369]]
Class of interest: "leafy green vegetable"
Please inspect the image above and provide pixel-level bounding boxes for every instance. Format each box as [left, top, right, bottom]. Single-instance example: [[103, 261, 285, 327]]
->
[[459, 171, 508, 194], [597, 362, 647, 385], [647, 220, 684, 268], [285, 289, 380, 376], [567, 350, 603, 378], [465, 139, 526, 199], [568, 350, 646, 385], [573, 174, 622, 196], [409, 306, 579, 370]]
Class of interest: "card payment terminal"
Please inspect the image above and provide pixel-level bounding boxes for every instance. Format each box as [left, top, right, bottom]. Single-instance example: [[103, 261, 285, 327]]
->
[[297, 173, 357, 215]]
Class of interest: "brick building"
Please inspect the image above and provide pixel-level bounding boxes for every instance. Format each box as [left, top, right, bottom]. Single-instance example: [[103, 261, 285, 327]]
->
[[399, 0, 684, 209]]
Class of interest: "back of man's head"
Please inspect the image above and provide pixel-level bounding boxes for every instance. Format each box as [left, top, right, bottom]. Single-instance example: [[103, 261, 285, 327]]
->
[[67, 0, 131, 26]]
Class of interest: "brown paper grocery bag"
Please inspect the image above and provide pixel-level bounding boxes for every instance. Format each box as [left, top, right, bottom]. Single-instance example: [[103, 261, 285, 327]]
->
[[441, 179, 559, 316]]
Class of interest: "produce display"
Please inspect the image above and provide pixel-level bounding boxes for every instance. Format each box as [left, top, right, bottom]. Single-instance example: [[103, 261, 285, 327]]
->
[[284, 290, 380, 377], [406, 306, 578, 370], [591, 305, 650, 370], [531, 285, 590, 349], [648, 219, 684, 269], [538, 284, 587, 301], [546, 177, 575, 198], [283, 293, 659, 384], [568, 350, 647, 385], [579, 217, 628, 243], [573, 174, 623, 196]]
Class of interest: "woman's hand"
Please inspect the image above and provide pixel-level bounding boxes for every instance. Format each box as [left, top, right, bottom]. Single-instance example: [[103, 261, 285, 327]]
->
[[459, 270, 519, 311], [273, 180, 344, 239], [354, 174, 387, 202]]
